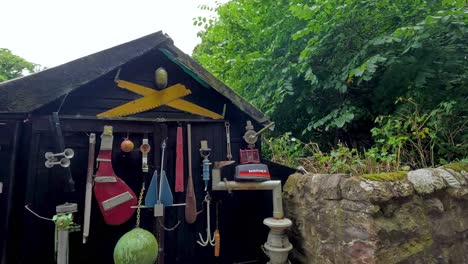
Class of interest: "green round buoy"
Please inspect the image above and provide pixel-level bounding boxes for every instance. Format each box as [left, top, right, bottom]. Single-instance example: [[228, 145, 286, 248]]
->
[[114, 228, 158, 264], [155, 67, 168, 89]]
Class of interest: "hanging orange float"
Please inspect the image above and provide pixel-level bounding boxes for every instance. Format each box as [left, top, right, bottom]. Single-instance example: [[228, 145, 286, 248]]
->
[[120, 138, 134, 153]]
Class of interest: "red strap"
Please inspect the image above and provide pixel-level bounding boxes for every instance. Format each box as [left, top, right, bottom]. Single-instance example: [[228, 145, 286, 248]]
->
[[175, 126, 184, 192]]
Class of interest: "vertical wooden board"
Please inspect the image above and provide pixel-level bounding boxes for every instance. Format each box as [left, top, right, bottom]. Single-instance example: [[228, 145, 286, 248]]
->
[[4, 123, 34, 264], [20, 131, 46, 263], [0, 121, 20, 264]]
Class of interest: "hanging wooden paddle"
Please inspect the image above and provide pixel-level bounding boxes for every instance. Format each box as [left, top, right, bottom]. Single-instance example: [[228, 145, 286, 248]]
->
[[175, 126, 184, 192], [185, 124, 198, 224]]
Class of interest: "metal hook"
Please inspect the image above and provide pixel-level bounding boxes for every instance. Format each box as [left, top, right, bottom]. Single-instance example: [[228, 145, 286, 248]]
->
[[197, 194, 215, 247]]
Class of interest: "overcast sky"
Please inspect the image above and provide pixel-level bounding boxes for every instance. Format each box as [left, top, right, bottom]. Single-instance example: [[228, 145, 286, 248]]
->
[[1, 0, 225, 68]]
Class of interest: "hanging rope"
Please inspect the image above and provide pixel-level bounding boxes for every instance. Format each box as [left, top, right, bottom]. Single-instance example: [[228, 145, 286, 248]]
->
[[57, 92, 70, 114], [24, 205, 54, 222]]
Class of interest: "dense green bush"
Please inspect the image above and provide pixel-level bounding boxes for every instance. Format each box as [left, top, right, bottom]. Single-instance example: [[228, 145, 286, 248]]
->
[[194, 0, 467, 168], [372, 98, 467, 168]]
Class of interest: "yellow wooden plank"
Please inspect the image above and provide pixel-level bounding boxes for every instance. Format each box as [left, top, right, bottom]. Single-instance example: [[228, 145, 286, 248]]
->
[[166, 100, 223, 119], [116, 80, 154, 96], [97, 84, 191, 117], [114, 80, 223, 119]]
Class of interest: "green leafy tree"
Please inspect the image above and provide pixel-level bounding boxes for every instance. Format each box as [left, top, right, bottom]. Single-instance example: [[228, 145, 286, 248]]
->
[[194, 0, 467, 156], [0, 48, 36, 82]]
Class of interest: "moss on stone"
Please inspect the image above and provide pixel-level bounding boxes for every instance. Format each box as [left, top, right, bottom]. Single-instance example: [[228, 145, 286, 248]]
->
[[295, 174, 310, 191], [443, 161, 468, 172], [283, 174, 296, 196], [361, 171, 407, 181], [376, 197, 434, 263], [377, 233, 433, 263]]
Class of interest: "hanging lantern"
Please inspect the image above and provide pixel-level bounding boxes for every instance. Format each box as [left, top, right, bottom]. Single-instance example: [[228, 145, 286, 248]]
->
[[154, 67, 168, 89]]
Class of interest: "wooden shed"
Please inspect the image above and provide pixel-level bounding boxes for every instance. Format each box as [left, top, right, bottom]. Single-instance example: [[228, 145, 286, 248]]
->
[[0, 31, 293, 264]]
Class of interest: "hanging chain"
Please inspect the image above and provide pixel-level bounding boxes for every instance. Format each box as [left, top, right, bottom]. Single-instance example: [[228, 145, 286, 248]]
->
[[225, 122, 232, 160], [135, 182, 145, 228], [158, 218, 181, 231]]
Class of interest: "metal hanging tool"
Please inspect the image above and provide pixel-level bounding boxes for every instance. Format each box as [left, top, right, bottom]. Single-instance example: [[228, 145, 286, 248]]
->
[[44, 147, 74, 168], [45, 148, 75, 160], [200, 140, 212, 191], [44, 148, 74, 169], [197, 193, 215, 247], [45, 158, 71, 168], [158, 139, 173, 207], [140, 137, 151, 173], [225, 122, 233, 161], [49, 112, 75, 192], [137, 138, 181, 231]]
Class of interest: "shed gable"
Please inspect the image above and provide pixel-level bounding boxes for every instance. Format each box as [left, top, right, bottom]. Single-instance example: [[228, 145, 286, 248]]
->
[[36, 48, 229, 120]]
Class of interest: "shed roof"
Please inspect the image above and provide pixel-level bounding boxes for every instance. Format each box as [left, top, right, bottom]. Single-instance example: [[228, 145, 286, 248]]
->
[[0, 31, 270, 126]]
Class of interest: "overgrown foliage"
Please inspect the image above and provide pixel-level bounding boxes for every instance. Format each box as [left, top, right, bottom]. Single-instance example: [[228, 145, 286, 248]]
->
[[372, 98, 467, 168], [263, 134, 402, 175], [0, 48, 36, 82], [194, 0, 467, 168]]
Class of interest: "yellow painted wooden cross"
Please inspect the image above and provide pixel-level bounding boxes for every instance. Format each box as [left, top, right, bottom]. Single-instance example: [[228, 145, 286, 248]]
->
[[97, 80, 223, 119]]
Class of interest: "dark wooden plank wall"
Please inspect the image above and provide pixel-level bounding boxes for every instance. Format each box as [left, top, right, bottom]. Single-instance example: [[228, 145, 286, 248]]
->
[[6, 123, 34, 264], [16, 118, 285, 264], [0, 121, 20, 264], [36, 49, 231, 121], [9, 47, 292, 263]]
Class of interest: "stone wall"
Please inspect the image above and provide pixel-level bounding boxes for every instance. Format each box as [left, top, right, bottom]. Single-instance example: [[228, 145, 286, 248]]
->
[[283, 165, 468, 264]]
